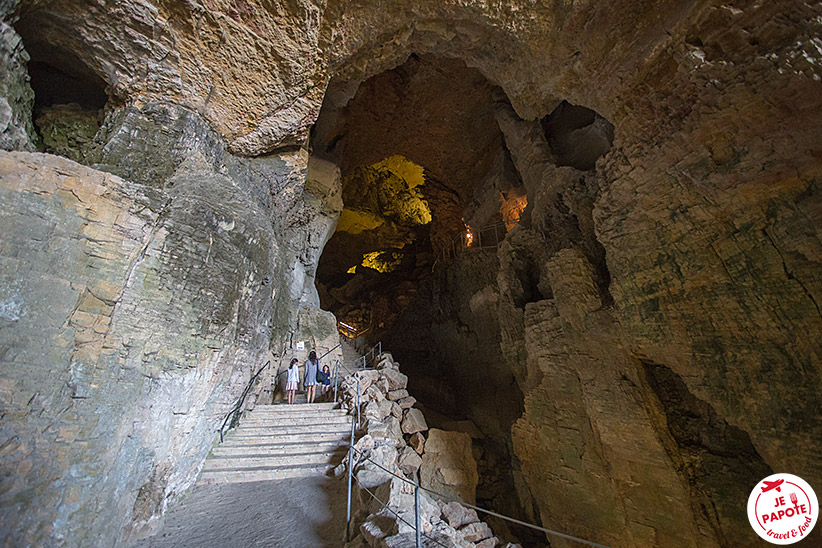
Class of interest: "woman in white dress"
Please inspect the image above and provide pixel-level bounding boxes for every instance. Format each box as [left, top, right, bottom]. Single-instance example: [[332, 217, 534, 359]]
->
[[286, 358, 300, 404]]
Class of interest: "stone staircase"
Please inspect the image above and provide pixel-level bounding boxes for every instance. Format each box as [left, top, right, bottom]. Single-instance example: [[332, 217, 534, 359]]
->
[[198, 402, 351, 484]]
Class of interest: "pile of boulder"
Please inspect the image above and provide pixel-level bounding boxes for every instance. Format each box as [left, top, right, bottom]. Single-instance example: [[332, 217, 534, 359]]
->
[[337, 353, 521, 548]]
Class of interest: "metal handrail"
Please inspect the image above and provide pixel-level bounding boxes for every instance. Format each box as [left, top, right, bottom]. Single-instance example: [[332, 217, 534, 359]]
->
[[358, 341, 382, 369], [349, 444, 611, 548], [218, 359, 270, 443], [440, 214, 521, 263], [219, 330, 296, 442], [318, 342, 342, 361]]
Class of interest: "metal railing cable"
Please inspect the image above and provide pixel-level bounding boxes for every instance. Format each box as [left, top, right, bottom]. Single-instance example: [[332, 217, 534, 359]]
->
[[352, 474, 453, 548], [348, 432, 611, 548], [440, 215, 521, 263]]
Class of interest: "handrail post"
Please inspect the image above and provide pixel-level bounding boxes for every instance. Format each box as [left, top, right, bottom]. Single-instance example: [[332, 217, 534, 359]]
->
[[356, 378, 361, 431], [414, 481, 421, 548], [333, 360, 339, 403], [346, 414, 355, 542]]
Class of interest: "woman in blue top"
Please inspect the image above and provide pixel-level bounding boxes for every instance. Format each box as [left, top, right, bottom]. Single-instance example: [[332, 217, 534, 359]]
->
[[304, 350, 319, 404]]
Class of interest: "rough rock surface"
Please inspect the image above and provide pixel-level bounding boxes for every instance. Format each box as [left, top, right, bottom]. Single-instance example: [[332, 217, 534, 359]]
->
[[0, 20, 35, 150], [341, 353, 508, 548], [385, 3, 822, 546], [1, 0, 821, 546], [401, 408, 428, 435], [0, 150, 288, 545], [0, 103, 341, 547], [420, 429, 479, 506]]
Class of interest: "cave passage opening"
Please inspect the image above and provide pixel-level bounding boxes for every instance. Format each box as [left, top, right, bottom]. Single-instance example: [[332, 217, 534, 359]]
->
[[311, 52, 615, 545], [14, 10, 110, 162], [313, 54, 525, 343]]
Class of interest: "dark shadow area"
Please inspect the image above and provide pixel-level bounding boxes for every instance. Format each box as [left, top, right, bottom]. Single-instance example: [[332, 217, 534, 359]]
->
[[542, 100, 614, 171], [27, 60, 108, 111], [641, 360, 773, 547], [13, 19, 109, 162], [313, 54, 515, 340]]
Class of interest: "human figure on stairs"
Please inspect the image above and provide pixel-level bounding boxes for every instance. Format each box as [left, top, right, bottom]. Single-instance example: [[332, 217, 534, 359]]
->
[[286, 358, 300, 405], [321, 365, 331, 396], [304, 350, 320, 404]]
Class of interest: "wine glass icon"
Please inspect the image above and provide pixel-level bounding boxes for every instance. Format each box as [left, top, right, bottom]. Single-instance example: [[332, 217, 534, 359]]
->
[[790, 493, 798, 507]]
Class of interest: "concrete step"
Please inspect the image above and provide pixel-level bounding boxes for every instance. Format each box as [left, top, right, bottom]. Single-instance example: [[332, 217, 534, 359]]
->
[[254, 403, 340, 412], [212, 441, 347, 458], [249, 407, 347, 414], [245, 411, 347, 418], [244, 414, 350, 423], [221, 432, 350, 445], [214, 439, 351, 453], [198, 463, 335, 484], [203, 450, 347, 470], [238, 424, 350, 434], [239, 421, 351, 431], [239, 416, 351, 428]]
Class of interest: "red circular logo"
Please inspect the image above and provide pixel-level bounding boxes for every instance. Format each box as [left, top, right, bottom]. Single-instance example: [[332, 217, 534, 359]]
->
[[748, 473, 818, 544]]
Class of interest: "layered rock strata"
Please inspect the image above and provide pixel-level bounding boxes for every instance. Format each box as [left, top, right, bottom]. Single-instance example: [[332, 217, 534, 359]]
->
[[0, 0, 819, 546], [0, 102, 342, 547], [388, 58, 822, 548]]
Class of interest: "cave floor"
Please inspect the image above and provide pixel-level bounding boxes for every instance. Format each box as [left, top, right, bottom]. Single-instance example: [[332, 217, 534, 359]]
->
[[131, 475, 348, 547]]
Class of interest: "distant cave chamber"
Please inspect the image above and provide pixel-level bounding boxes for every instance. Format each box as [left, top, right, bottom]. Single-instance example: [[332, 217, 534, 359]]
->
[[313, 55, 613, 341]]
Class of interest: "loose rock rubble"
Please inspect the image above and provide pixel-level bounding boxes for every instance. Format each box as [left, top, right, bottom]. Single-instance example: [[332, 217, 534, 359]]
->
[[339, 353, 522, 548]]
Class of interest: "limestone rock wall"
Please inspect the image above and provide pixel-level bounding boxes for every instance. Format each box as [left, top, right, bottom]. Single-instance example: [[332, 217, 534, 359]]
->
[[0, 18, 35, 150], [386, 3, 822, 546], [0, 105, 341, 547], [0, 150, 285, 545]]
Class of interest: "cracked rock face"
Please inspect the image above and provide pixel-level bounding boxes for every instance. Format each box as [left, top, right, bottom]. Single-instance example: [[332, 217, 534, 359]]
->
[[0, 99, 339, 546], [1, 0, 821, 546]]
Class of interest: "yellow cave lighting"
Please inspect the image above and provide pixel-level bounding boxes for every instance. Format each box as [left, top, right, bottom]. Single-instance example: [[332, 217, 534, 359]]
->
[[361, 250, 404, 273], [500, 190, 528, 231], [339, 155, 432, 232], [336, 209, 385, 235], [372, 155, 426, 190], [347, 265, 357, 274]]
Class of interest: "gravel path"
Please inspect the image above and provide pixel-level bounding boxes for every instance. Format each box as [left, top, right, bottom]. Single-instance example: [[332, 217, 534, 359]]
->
[[132, 476, 349, 548]]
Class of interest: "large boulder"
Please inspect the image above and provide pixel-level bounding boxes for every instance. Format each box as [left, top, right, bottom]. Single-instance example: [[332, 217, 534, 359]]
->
[[401, 408, 428, 434], [409, 432, 425, 455], [441, 501, 480, 529], [387, 389, 409, 401], [397, 447, 423, 476], [380, 367, 408, 391], [420, 429, 479, 505]]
